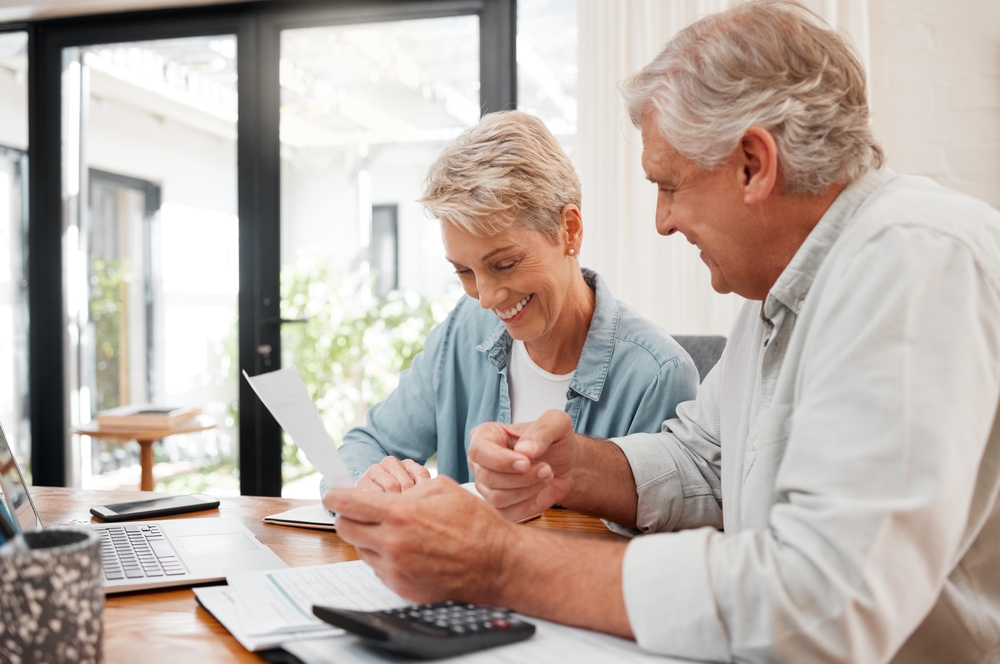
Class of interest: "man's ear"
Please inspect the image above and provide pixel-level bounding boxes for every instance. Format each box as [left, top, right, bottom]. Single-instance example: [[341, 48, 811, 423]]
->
[[560, 204, 583, 251], [739, 126, 779, 205]]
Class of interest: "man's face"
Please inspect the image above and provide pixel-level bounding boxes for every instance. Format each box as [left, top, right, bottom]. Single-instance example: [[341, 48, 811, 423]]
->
[[640, 114, 761, 297]]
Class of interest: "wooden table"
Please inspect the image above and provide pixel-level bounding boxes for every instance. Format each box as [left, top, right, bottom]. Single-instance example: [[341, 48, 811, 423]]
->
[[74, 416, 216, 491], [31, 486, 627, 663]]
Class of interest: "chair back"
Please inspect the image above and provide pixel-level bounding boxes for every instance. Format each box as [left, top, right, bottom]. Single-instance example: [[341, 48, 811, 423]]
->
[[672, 335, 727, 382]]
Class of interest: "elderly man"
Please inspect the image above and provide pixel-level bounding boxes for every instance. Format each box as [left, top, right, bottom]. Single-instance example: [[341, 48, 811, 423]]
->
[[323, 1, 1000, 662]]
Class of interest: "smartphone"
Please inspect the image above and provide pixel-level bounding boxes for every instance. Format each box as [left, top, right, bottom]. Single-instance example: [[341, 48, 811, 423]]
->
[[90, 493, 220, 522]]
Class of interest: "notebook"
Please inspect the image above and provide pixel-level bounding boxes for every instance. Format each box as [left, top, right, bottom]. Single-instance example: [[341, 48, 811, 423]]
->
[[0, 418, 288, 593]]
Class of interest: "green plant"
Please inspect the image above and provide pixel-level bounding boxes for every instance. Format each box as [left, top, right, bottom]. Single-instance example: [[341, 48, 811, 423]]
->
[[279, 256, 457, 480], [90, 256, 129, 412]]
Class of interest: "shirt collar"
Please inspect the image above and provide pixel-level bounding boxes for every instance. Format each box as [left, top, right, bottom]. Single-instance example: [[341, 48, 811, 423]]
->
[[476, 267, 618, 402], [763, 168, 895, 321]]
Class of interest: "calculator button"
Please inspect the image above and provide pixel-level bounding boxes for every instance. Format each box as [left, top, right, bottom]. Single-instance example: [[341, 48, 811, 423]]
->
[[491, 619, 510, 629]]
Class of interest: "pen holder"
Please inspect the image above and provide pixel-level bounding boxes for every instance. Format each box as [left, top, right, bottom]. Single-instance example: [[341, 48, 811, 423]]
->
[[0, 528, 104, 664]]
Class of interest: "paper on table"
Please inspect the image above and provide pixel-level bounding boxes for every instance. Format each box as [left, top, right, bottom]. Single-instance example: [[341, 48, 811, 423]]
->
[[264, 503, 337, 531], [193, 586, 343, 652], [227, 560, 411, 637], [243, 368, 353, 488]]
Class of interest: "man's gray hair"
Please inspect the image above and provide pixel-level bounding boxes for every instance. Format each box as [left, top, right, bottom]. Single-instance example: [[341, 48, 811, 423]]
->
[[621, 0, 884, 194]]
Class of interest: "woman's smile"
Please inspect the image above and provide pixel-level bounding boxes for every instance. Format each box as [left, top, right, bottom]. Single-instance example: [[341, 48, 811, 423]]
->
[[495, 293, 533, 321]]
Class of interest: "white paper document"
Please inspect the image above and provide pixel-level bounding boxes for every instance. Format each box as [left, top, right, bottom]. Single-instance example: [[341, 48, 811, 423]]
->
[[194, 586, 343, 652], [264, 503, 337, 531], [226, 560, 411, 637], [243, 368, 353, 488]]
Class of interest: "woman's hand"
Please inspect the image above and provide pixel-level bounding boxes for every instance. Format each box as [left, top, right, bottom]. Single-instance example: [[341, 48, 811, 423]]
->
[[467, 410, 577, 521], [356, 456, 432, 493]]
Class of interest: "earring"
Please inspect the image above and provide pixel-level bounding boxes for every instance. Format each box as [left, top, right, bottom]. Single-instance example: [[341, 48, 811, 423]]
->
[[569, 249, 576, 256]]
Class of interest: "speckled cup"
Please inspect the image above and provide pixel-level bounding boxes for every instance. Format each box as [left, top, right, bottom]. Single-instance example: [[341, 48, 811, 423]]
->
[[0, 529, 104, 664]]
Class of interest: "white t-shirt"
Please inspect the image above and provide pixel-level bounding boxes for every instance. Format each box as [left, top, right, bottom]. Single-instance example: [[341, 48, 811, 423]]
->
[[508, 340, 575, 424]]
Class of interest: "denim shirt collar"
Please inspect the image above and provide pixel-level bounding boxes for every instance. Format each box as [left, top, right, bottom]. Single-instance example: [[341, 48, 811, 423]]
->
[[475, 267, 617, 402], [763, 168, 895, 321]]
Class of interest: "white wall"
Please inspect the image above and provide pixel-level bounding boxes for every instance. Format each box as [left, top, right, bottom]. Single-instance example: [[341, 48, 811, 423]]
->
[[87, 95, 237, 215], [869, 0, 1000, 210], [280, 140, 459, 299]]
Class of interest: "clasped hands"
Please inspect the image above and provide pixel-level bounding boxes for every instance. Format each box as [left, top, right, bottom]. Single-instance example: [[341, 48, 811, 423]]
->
[[323, 410, 578, 603], [351, 409, 576, 520]]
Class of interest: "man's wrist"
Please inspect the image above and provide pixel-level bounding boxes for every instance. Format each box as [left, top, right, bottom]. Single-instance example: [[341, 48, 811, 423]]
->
[[487, 521, 529, 608], [562, 434, 605, 508], [562, 436, 638, 525]]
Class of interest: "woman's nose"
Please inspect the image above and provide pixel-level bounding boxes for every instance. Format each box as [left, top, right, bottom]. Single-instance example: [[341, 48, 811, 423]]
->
[[476, 277, 506, 310]]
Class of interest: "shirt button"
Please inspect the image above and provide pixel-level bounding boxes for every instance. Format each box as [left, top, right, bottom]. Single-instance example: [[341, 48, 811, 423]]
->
[[751, 437, 757, 451]]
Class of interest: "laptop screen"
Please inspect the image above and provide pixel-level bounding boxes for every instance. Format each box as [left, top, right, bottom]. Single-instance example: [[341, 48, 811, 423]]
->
[[0, 421, 42, 532]]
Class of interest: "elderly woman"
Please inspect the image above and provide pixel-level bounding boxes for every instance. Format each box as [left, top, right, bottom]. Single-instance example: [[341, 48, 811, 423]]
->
[[335, 110, 698, 492]]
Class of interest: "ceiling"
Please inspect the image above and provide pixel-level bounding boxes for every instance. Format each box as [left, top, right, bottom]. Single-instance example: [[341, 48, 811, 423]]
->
[[0, 0, 256, 23]]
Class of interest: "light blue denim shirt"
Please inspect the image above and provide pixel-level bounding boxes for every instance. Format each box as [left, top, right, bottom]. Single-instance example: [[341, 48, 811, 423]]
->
[[334, 268, 699, 484]]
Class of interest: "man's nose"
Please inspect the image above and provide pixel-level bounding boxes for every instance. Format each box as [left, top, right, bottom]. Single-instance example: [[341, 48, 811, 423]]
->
[[655, 195, 677, 236]]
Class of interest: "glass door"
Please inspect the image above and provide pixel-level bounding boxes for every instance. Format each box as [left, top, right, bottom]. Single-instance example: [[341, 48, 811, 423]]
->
[[276, 15, 480, 496], [62, 36, 240, 492], [0, 30, 29, 482]]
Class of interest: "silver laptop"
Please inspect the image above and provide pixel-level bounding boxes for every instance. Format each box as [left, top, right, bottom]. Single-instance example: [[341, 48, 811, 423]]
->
[[0, 420, 288, 593]]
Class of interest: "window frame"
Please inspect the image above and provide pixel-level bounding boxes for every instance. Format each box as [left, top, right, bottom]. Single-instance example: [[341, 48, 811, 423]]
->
[[14, 0, 516, 493]]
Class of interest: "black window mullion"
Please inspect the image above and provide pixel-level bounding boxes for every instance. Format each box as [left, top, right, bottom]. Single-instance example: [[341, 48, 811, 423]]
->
[[28, 22, 68, 487], [239, 9, 283, 496], [481, 0, 517, 115]]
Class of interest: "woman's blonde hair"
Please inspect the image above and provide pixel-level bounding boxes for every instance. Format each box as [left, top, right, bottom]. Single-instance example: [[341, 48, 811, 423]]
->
[[621, 0, 883, 194], [420, 110, 581, 241]]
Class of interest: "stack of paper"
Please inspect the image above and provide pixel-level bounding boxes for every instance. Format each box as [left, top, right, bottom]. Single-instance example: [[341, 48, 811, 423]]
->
[[194, 560, 411, 652]]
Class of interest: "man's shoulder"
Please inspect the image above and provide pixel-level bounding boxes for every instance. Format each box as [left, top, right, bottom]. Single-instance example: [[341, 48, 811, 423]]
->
[[846, 174, 1000, 281], [611, 299, 693, 371], [860, 175, 1000, 247]]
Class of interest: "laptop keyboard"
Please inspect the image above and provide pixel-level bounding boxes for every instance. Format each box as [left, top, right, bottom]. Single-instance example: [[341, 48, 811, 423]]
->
[[98, 524, 187, 581]]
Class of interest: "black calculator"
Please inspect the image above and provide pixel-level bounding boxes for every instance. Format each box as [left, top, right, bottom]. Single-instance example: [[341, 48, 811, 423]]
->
[[312, 600, 535, 659]]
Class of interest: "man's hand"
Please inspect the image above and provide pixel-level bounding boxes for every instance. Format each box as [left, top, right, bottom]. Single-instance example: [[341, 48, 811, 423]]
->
[[323, 477, 514, 604], [324, 475, 634, 639], [468, 410, 577, 522], [356, 456, 432, 493]]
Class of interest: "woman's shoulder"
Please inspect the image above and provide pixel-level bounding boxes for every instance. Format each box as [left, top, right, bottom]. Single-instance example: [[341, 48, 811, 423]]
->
[[611, 299, 692, 370], [587, 269, 690, 370]]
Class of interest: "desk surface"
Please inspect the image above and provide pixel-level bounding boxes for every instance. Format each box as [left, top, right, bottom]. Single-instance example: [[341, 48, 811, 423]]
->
[[31, 486, 625, 663]]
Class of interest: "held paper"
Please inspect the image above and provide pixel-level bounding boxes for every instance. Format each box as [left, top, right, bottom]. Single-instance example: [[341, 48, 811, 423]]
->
[[243, 368, 353, 488]]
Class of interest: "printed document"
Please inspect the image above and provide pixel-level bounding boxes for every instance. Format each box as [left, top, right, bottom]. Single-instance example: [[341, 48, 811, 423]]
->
[[226, 560, 410, 636], [243, 368, 353, 488]]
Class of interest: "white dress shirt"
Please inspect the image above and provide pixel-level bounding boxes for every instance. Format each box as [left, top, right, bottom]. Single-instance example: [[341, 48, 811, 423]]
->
[[612, 169, 1000, 663]]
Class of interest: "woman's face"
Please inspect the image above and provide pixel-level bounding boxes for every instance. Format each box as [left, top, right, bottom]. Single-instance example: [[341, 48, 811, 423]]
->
[[441, 211, 581, 345]]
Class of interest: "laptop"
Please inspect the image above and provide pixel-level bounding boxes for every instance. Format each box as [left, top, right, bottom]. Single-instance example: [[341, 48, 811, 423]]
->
[[0, 419, 288, 593]]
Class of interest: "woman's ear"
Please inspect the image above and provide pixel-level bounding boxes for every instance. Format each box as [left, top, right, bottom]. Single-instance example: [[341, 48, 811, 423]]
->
[[739, 126, 779, 205], [561, 204, 583, 253]]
